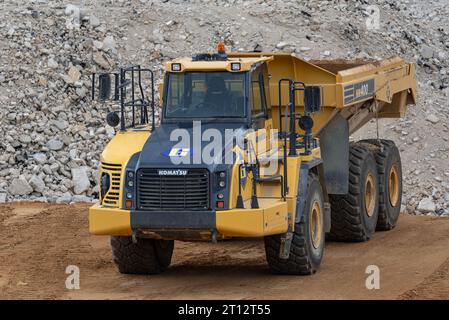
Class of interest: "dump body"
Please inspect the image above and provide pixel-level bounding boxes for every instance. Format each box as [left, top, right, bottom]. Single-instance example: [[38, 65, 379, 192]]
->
[[228, 52, 417, 134]]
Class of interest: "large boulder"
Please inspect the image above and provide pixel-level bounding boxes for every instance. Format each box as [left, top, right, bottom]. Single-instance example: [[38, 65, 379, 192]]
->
[[72, 195, 92, 203], [32, 153, 47, 164], [47, 138, 64, 151], [417, 197, 436, 213], [8, 176, 33, 196], [56, 192, 72, 204], [71, 167, 90, 195], [29, 175, 45, 194]]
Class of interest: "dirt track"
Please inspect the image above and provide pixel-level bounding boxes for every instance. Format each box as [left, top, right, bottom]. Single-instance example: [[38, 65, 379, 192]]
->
[[0, 202, 448, 300]]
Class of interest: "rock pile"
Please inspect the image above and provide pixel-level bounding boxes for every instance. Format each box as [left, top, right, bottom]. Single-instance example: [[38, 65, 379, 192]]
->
[[0, 0, 447, 215]]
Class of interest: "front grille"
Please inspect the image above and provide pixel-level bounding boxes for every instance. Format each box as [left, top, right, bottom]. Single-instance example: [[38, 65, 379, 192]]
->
[[137, 168, 209, 210], [101, 162, 122, 207]]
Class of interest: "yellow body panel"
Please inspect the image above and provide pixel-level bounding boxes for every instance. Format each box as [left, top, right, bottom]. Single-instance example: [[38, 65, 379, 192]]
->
[[99, 128, 151, 208], [226, 52, 416, 134], [89, 203, 132, 236], [216, 198, 288, 237], [90, 198, 288, 237], [164, 56, 272, 73], [101, 128, 150, 164], [91, 124, 310, 238], [228, 145, 321, 230]]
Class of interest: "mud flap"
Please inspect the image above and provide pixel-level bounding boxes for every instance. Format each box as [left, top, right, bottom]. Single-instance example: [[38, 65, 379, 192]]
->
[[317, 113, 349, 195], [323, 202, 331, 233]]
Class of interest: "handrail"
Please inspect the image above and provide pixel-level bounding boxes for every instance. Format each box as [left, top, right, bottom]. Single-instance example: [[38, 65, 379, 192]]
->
[[92, 66, 155, 132]]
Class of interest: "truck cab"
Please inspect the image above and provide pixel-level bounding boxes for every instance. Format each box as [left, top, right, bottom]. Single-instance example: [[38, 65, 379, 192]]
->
[[90, 51, 292, 239], [162, 56, 271, 128]]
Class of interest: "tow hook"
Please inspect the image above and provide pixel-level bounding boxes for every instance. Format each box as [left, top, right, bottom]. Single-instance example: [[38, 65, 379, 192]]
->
[[132, 232, 138, 244], [211, 229, 218, 243], [279, 213, 293, 259]]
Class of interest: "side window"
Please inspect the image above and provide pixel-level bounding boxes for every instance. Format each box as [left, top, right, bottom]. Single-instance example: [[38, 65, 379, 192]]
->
[[251, 68, 266, 117], [168, 73, 184, 106], [262, 64, 271, 113], [191, 76, 206, 106]]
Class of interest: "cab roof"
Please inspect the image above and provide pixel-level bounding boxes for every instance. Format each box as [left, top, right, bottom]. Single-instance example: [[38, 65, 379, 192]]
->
[[164, 54, 273, 73]]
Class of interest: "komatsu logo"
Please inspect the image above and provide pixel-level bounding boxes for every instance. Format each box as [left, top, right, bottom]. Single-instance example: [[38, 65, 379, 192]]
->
[[158, 169, 188, 176]]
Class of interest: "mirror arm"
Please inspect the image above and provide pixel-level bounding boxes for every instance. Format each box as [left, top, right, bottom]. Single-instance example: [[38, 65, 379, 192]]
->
[[114, 73, 119, 100], [151, 71, 155, 131], [91, 73, 96, 100], [120, 69, 126, 131]]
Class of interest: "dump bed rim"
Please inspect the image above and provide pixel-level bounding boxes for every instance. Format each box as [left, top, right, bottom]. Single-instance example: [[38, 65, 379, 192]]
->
[[336, 56, 407, 82], [228, 52, 337, 77]]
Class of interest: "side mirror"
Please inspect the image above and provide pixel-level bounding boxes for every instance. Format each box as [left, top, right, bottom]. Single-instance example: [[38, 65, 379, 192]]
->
[[106, 111, 120, 127], [298, 115, 314, 132], [98, 74, 112, 101], [304, 86, 321, 113]]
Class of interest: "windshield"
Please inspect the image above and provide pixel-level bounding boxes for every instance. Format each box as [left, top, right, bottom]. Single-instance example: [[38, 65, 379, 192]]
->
[[164, 72, 246, 118]]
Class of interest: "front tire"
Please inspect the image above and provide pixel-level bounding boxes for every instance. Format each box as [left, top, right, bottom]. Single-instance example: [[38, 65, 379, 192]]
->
[[264, 173, 325, 275], [328, 142, 379, 242], [111, 236, 174, 274]]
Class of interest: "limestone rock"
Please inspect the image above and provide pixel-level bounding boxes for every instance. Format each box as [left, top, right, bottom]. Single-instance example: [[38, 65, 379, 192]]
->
[[8, 177, 33, 196], [71, 167, 90, 195]]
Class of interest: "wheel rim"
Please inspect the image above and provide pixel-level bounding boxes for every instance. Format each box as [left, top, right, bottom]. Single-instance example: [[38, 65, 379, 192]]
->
[[364, 173, 376, 217], [310, 200, 322, 249], [389, 164, 400, 207]]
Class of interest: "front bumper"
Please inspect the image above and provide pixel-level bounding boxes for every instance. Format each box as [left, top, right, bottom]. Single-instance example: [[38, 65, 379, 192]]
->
[[131, 210, 215, 229], [89, 199, 289, 239], [89, 203, 132, 236]]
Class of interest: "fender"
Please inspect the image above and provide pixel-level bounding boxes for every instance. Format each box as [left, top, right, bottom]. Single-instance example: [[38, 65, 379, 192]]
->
[[295, 158, 331, 233]]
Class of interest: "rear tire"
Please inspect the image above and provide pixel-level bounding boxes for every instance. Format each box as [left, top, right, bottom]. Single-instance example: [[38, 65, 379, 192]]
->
[[359, 139, 402, 230], [264, 173, 325, 275], [111, 236, 174, 274], [328, 142, 379, 242]]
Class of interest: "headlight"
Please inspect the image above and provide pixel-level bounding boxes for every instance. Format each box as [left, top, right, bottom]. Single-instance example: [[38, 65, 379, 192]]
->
[[231, 62, 241, 71], [101, 173, 110, 200], [171, 63, 181, 71], [217, 171, 226, 188]]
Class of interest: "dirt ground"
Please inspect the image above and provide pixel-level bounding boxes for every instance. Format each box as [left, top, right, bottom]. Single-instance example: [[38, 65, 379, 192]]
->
[[0, 202, 448, 300]]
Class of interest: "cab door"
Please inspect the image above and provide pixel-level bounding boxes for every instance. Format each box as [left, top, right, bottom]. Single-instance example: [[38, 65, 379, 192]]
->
[[249, 63, 273, 157]]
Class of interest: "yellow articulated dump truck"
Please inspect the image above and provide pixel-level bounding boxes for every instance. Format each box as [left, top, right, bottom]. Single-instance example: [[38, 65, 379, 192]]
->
[[90, 43, 416, 275]]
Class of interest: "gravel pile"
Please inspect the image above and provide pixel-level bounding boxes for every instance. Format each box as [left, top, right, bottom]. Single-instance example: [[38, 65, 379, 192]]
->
[[0, 0, 448, 215]]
